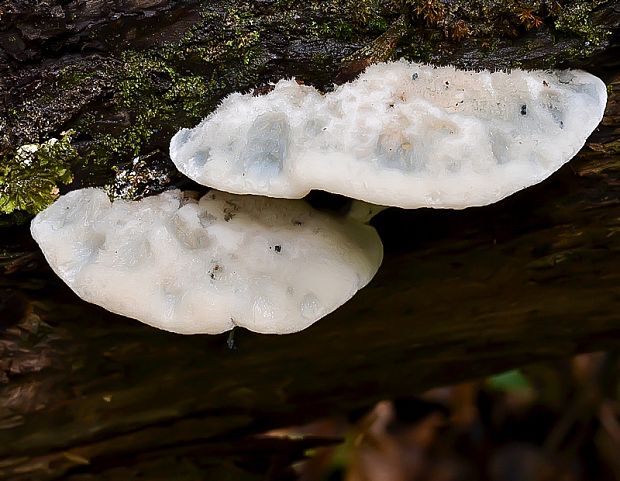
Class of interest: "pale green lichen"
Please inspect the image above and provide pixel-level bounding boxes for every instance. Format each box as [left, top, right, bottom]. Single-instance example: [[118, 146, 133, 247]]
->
[[0, 131, 76, 215]]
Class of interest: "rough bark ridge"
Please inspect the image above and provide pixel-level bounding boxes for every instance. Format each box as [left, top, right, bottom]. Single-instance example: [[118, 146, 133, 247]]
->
[[1, 0, 620, 479]]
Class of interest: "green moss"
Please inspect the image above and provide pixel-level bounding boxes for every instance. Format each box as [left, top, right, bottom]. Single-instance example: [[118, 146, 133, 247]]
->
[[283, 0, 395, 40], [392, 0, 614, 68], [0, 131, 76, 215], [57, 65, 100, 89], [38, 1, 396, 175], [554, 0, 610, 53], [308, 20, 334, 38], [368, 16, 390, 32], [82, 2, 266, 166], [220, 6, 262, 59]]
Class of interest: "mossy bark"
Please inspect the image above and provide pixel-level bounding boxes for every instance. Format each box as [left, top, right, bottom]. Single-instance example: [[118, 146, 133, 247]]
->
[[2, 0, 619, 215], [1, 0, 620, 479]]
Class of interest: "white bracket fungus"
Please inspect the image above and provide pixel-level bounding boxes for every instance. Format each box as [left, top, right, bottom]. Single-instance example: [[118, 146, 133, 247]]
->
[[31, 188, 382, 334], [170, 61, 607, 209]]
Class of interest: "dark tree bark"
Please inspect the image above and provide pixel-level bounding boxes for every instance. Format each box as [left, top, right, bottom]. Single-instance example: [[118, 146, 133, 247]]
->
[[1, 0, 620, 479]]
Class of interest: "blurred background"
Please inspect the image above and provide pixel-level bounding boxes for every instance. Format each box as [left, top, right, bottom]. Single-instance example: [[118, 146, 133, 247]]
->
[[268, 352, 620, 481]]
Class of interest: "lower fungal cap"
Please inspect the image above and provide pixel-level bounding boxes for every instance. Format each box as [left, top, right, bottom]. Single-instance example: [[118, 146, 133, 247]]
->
[[30, 188, 383, 334]]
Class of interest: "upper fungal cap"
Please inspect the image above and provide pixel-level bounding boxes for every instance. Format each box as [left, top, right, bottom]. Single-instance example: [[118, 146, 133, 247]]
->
[[170, 60, 607, 209], [31, 188, 382, 334]]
